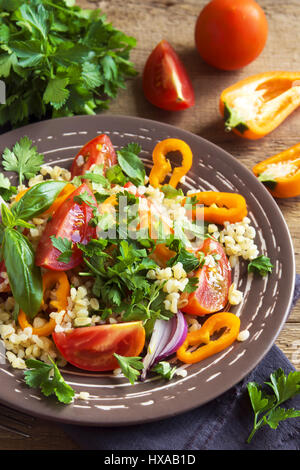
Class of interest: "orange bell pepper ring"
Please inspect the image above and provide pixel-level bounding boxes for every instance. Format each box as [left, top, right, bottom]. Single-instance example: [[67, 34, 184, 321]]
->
[[183, 191, 247, 225], [220, 72, 300, 140], [253, 143, 300, 198], [18, 271, 70, 337], [149, 138, 193, 188], [176, 312, 240, 364]]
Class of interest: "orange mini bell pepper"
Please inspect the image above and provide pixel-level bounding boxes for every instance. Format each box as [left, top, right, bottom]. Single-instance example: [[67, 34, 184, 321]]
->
[[220, 72, 300, 140], [18, 271, 70, 336], [184, 191, 247, 225], [150, 243, 176, 267], [42, 183, 76, 216], [253, 143, 300, 198], [14, 183, 76, 216], [176, 312, 240, 364], [149, 138, 193, 188]]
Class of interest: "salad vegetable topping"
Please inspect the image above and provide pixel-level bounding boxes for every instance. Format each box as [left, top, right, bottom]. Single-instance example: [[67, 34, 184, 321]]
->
[[0, 133, 273, 404]]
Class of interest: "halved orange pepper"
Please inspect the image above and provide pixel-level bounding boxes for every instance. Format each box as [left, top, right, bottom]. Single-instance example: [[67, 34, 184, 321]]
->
[[183, 191, 247, 225], [42, 183, 76, 216], [18, 271, 70, 336], [14, 183, 76, 216], [220, 72, 300, 140], [150, 243, 176, 267], [253, 143, 300, 198], [149, 138, 193, 188], [14, 189, 28, 202], [176, 312, 240, 364]]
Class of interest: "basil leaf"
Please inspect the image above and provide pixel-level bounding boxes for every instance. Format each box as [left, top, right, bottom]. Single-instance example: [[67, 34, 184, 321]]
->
[[1, 203, 15, 228], [3, 228, 43, 318], [117, 143, 145, 186], [11, 181, 67, 220]]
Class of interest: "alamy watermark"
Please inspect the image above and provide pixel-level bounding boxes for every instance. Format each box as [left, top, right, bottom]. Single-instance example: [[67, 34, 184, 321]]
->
[[95, 195, 205, 248], [0, 81, 5, 105]]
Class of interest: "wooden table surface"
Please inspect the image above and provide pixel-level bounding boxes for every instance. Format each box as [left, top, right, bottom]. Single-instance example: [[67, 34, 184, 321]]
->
[[1, 0, 299, 450]]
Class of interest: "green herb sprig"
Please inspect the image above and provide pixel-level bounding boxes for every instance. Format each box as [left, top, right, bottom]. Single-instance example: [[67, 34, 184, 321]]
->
[[24, 357, 75, 404], [247, 368, 300, 443], [248, 255, 273, 277]]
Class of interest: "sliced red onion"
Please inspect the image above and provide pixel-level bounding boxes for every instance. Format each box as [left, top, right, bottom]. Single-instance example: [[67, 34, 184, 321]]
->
[[141, 311, 187, 380]]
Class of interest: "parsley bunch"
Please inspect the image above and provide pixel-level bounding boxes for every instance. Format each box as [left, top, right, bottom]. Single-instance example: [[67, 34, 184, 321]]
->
[[0, 0, 137, 127]]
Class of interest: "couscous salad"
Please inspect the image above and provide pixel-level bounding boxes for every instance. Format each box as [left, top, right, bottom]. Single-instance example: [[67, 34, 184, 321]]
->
[[0, 134, 273, 401]]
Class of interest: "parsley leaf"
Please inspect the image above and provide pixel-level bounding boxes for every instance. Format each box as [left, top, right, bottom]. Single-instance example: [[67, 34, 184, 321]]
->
[[2, 136, 44, 185], [246, 368, 300, 443], [248, 255, 273, 277], [183, 277, 199, 294], [160, 185, 184, 199], [0, 173, 11, 190], [73, 190, 97, 208], [167, 247, 201, 273], [24, 357, 75, 404], [50, 235, 73, 264], [0, 173, 16, 202], [77, 172, 109, 187], [113, 354, 144, 385], [152, 361, 177, 380]]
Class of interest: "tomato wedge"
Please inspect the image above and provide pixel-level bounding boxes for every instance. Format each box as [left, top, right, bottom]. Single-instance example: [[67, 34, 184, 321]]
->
[[52, 322, 146, 371], [142, 40, 195, 111], [71, 134, 117, 178], [35, 183, 97, 271], [181, 238, 231, 316]]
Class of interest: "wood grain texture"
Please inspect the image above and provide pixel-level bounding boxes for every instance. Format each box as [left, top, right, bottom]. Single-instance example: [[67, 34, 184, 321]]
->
[[0, 0, 299, 450]]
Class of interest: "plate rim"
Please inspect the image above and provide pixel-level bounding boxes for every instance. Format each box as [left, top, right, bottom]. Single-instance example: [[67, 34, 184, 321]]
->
[[0, 113, 296, 426]]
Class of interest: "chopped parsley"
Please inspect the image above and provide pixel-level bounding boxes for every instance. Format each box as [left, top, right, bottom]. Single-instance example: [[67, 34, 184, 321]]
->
[[50, 236, 73, 264], [113, 354, 144, 385], [24, 357, 75, 404], [248, 255, 273, 277]]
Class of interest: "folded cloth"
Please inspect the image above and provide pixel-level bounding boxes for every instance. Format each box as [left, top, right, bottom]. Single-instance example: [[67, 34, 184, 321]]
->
[[62, 275, 300, 451]]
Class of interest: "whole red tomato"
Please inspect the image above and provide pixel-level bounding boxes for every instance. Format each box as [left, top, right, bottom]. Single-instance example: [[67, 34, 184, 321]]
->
[[195, 0, 268, 71], [142, 40, 195, 111]]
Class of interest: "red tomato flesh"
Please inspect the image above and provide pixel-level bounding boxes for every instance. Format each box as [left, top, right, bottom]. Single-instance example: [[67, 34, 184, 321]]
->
[[143, 40, 195, 111], [35, 183, 97, 271], [71, 134, 117, 178], [52, 322, 146, 371], [181, 238, 231, 316]]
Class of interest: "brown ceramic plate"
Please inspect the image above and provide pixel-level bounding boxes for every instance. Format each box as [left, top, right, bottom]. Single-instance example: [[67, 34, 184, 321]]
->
[[0, 114, 295, 426]]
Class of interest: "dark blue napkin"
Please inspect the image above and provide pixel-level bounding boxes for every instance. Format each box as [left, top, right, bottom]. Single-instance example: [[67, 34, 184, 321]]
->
[[62, 274, 300, 451]]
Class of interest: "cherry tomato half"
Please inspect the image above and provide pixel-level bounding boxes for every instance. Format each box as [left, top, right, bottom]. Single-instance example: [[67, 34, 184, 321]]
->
[[142, 40, 195, 111], [181, 238, 231, 316], [195, 0, 268, 71], [52, 321, 146, 371], [35, 183, 97, 271], [71, 134, 117, 178]]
